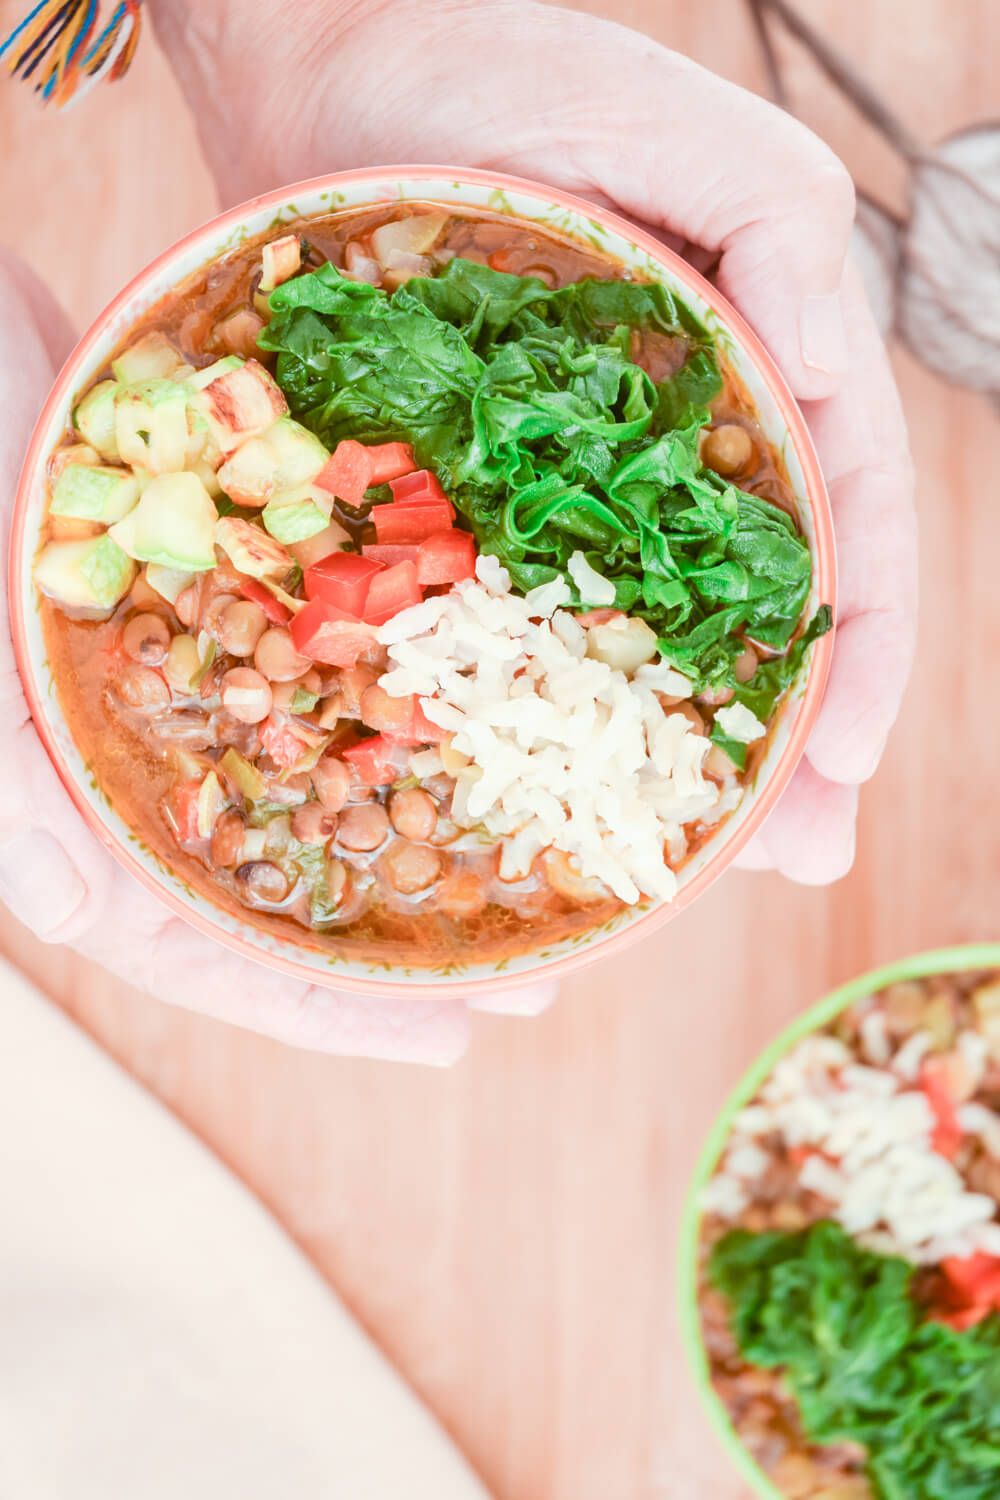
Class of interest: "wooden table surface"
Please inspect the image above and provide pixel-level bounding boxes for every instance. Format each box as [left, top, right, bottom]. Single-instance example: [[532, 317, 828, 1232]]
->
[[3, 3, 997, 1496]]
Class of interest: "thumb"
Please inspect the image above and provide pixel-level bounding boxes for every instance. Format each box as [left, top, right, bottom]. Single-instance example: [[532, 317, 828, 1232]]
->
[[418, 4, 855, 401], [572, 37, 856, 399], [147, 0, 855, 400]]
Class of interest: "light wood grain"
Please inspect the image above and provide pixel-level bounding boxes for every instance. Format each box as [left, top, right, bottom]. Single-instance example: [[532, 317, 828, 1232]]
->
[[2, 3, 998, 1496]]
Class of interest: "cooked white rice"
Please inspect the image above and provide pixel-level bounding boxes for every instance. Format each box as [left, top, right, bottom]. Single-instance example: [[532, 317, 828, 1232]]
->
[[377, 557, 735, 904], [705, 1031, 1000, 1264]]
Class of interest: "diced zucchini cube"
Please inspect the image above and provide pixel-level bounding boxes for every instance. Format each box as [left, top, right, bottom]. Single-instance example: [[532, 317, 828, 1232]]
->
[[50, 463, 139, 524], [34, 535, 136, 612], [111, 331, 184, 384], [192, 359, 287, 456], [215, 516, 292, 580], [48, 443, 100, 486], [186, 355, 243, 393], [191, 456, 223, 498], [218, 417, 329, 506], [184, 404, 224, 471], [115, 379, 191, 474], [73, 380, 121, 461], [145, 563, 195, 604], [262, 482, 332, 543], [109, 472, 218, 572]]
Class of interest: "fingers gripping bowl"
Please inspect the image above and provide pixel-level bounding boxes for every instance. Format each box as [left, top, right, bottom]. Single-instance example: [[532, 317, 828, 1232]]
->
[[681, 946, 1000, 1500], [12, 168, 835, 995]]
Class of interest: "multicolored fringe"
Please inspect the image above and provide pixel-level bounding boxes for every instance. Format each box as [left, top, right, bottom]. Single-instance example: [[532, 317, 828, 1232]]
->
[[0, 0, 143, 108]]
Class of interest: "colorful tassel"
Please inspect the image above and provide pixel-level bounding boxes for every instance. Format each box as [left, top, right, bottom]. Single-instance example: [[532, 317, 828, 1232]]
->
[[0, 0, 143, 108]]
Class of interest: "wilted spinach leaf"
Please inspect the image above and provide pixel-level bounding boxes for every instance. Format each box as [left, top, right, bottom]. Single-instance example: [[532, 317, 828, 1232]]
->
[[261, 258, 829, 691], [710, 1222, 1000, 1500]]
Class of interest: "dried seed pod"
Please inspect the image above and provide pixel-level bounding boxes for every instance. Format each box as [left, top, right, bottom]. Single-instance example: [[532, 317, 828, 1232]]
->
[[897, 126, 1000, 396]]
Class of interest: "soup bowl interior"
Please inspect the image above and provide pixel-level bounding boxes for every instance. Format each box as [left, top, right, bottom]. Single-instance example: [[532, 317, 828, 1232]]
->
[[11, 167, 835, 996], [677, 942, 1000, 1500]]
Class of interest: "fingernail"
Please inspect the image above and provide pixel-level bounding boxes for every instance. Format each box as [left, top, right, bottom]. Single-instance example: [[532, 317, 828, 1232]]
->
[[800, 291, 848, 376], [0, 828, 87, 940]]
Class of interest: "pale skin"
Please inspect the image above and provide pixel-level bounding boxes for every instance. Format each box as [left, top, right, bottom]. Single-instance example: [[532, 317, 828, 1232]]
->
[[0, 0, 915, 1061]]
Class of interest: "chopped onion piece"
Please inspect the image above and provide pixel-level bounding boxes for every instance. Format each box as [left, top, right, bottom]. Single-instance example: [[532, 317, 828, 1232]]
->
[[714, 702, 767, 743], [371, 213, 448, 264], [568, 550, 615, 606]]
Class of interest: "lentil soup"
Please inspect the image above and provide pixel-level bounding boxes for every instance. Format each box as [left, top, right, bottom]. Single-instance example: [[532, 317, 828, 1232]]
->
[[35, 202, 829, 967]]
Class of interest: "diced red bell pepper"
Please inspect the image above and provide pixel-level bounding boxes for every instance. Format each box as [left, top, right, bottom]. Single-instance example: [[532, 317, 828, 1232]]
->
[[389, 468, 447, 504], [171, 778, 203, 842], [362, 560, 423, 625], [259, 714, 310, 771], [314, 439, 373, 507], [942, 1254, 1000, 1304], [932, 1253, 1000, 1329], [937, 1305, 994, 1331], [411, 698, 449, 744], [362, 543, 420, 568], [921, 1058, 964, 1159], [239, 577, 291, 626], [365, 441, 417, 485], [342, 734, 406, 787], [372, 501, 455, 543], [314, 439, 418, 505], [304, 551, 385, 616], [289, 597, 380, 668], [417, 529, 477, 585]]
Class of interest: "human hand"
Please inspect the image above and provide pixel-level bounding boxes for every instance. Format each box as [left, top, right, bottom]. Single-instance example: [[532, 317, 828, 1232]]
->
[[152, 0, 916, 884], [2, 251, 559, 1061]]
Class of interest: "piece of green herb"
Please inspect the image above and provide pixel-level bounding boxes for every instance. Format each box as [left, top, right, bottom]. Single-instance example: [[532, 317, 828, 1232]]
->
[[289, 687, 318, 715], [293, 841, 342, 926], [707, 605, 833, 766], [709, 1222, 1000, 1500]]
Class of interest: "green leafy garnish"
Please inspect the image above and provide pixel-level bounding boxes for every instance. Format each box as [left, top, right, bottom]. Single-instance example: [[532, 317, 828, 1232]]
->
[[293, 840, 341, 926], [710, 1222, 1000, 1500], [708, 604, 833, 770], [220, 746, 265, 802], [260, 258, 828, 689], [707, 730, 749, 773], [289, 687, 319, 715], [248, 800, 297, 822]]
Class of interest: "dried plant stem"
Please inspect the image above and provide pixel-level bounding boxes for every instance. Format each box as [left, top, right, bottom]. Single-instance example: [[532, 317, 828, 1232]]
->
[[746, 0, 787, 107], [754, 0, 924, 161]]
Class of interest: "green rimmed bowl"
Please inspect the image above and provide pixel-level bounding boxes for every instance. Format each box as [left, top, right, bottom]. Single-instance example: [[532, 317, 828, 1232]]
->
[[678, 942, 1000, 1500]]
